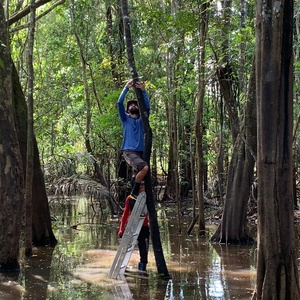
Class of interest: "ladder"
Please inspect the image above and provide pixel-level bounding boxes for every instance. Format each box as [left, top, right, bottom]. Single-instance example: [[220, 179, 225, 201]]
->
[[108, 192, 147, 280]]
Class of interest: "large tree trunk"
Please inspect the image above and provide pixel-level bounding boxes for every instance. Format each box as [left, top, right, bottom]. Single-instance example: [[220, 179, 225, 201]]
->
[[0, 4, 24, 271], [32, 138, 57, 246], [12, 62, 57, 246], [253, 0, 300, 297], [120, 0, 169, 277], [211, 60, 256, 244]]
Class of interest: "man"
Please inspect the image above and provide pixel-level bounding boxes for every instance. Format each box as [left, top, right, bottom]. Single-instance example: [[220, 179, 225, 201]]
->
[[118, 183, 149, 272], [117, 79, 150, 200]]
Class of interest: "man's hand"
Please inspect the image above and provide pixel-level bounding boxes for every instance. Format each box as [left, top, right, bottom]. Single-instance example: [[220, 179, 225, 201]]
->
[[135, 81, 146, 91], [126, 79, 134, 88]]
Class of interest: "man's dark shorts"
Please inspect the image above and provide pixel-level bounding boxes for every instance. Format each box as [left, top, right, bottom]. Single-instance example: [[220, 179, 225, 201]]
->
[[123, 150, 147, 172]]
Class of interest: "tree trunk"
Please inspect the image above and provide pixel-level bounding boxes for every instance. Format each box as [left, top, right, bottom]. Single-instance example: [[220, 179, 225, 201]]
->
[[162, 137, 177, 201], [194, 1, 209, 236], [24, 0, 36, 258], [32, 137, 57, 246], [239, 0, 247, 95], [211, 60, 256, 244], [12, 62, 57, 247], [120, 0, 169, 278], [216, 64, 239, 143], [167, 86, 181, 231], [216, 98, 225, 201], [253, 0, 300, 297], [0, 4, 24, 271], [162, 5, 181, 205], [218, 0, 239, 144], [106, 5, 122, 88]]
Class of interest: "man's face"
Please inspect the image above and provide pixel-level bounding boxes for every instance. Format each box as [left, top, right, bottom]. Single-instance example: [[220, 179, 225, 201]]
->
[[128, 103, 139, 114]]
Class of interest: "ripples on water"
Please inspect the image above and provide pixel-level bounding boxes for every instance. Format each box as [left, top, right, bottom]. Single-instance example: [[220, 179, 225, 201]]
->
[[0, 197, 257, 299]]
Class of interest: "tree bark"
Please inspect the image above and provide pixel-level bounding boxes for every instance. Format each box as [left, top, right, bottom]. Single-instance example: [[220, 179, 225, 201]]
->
[[216, 64, 239, 143], [211, 60, 256, 244], [253, 0, 300, 297], [24, 0, 36, 258], [12, 61, 57, 247], [218, 0, 239, 144], [0, 4, 24, 271], [194, 0, 209, 236], [120, 0, 170, 277], [164, 47, 181, 226], [162, 2, 181, 204], [106, 5, 122, 88]]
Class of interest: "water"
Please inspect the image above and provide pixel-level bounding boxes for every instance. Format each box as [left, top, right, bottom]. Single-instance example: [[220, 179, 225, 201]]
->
[[0, 197, 256, 299]]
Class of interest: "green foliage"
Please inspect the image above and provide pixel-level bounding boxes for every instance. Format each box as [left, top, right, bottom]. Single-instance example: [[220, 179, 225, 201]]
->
[[92, 90, 122, 152], [9, 0, 257, 194]]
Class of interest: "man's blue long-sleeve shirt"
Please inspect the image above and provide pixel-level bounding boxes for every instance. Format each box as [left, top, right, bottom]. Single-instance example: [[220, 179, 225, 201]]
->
[[118, 87, 150, 151]]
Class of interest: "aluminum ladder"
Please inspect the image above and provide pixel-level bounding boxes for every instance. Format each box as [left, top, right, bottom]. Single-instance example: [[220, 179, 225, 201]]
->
[[108, 192, 147, 280]]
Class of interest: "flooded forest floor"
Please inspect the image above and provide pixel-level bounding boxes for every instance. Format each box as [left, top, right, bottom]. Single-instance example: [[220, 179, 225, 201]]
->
[[0, 195, 291, 299]]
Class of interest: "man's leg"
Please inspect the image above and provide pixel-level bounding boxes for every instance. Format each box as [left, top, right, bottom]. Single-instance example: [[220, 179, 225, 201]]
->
[[129, 181, 146, 213], [137, 226, 150, 271], [130, 164, 148, 198], [123, 151, 149, 198]]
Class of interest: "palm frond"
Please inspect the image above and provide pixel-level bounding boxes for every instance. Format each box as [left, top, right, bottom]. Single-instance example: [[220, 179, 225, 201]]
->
[[52, 174, 109, 200]]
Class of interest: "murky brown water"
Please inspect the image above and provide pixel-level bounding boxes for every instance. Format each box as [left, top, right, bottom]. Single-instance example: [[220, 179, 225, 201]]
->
[[0, 197, 257, 299]]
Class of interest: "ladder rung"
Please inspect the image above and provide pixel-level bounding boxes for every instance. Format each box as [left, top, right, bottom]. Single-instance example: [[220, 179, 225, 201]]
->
[[108, 192, 148, 279]]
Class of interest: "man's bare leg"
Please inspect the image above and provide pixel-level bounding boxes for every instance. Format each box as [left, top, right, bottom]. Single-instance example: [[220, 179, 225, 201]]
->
[[130, 165, 149, 198]]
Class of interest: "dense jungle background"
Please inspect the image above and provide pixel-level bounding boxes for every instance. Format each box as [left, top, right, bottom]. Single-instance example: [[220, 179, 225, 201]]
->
[[9, 0, 258, 205]]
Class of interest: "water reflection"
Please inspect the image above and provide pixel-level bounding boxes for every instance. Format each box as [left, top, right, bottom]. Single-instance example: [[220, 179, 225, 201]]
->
[[165, 225, 256, 299], [0, 197, 256, 299]]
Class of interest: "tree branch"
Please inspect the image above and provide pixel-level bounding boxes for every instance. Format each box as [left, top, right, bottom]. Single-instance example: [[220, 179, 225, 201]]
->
[[8, 0, 65, 26]]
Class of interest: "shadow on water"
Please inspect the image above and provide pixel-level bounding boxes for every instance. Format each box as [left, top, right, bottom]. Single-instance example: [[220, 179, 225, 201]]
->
[[0, 197, 257, 299]]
